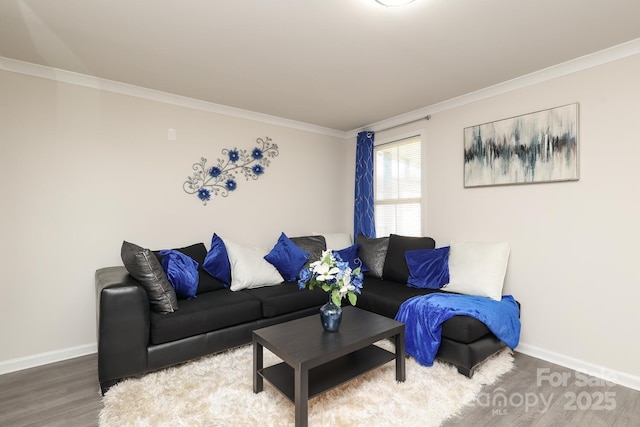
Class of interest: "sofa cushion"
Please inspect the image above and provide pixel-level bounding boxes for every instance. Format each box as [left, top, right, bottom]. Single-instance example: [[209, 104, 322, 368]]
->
[[290, 235, 326, 267], [158, 249, 199, 299], [245, 282, 328, 318], [225, 240, 284, 291], [405, 246, 450, 289], [149, 289, 262, 345], [439, 315, 493, 344], [202, 234, 231, 287], [356, 234, 389, 278], [333, 243, 364, 271], [357, 276, 490, 344], [383, 234, 436, 283], [357, 275, 438, 319], [264, 232, 310, 282], [121, 241, 178, 314], [314, 232, 352, 250], [445, 241, 510, 301], [197, 269, 228, 294]]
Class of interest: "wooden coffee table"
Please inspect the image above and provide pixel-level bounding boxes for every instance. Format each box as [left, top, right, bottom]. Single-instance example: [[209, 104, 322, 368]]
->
[[253, 306, 405, 427]]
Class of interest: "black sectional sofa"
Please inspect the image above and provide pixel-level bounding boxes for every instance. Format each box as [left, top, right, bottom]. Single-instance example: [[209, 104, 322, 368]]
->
[[95, 235, 509, 394]]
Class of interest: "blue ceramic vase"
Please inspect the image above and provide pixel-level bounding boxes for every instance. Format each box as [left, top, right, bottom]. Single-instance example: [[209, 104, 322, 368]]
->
[[320, 299, 342, 332]]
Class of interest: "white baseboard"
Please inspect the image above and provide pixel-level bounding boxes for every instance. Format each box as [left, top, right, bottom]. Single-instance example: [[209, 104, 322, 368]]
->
[[517, 342, 640, 392], [0, 343, 97, 375]]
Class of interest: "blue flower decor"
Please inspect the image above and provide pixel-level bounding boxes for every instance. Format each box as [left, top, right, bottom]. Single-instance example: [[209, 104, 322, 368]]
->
[[183, 137, 278, 205], [298, 250, 364, 307]]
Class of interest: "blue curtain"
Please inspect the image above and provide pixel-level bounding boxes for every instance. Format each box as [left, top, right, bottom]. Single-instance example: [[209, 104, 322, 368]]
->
[[354, 131, 375, 238]]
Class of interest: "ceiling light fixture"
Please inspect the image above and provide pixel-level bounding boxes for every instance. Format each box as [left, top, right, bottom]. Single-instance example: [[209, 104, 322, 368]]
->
[[375, 0, 415, 6]]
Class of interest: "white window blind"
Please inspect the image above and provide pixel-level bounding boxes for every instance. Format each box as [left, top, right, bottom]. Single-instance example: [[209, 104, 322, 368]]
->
[[374, 136, 422, 237]]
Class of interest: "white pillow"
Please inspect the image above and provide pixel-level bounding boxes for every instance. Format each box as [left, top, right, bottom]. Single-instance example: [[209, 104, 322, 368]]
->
[[224, 240, 284, 291], [313, 232, 352, 250], [444, 241, 510, 301]]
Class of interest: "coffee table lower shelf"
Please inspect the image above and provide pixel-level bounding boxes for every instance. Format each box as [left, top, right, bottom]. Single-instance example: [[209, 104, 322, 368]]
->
[[258, 345, 395, 402]]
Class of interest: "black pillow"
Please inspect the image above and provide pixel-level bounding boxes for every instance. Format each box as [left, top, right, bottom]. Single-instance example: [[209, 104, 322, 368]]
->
[[153, 243, 225, 294], [154, 242, 207, 264], [121, 241, 178, 314], [290, 235, 326, 267], [356, 234, 390, 279], [382, 234, 436, 283]]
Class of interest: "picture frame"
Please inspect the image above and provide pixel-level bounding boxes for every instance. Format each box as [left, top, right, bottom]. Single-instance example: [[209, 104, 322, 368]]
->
[[463, 103, 579, 187]]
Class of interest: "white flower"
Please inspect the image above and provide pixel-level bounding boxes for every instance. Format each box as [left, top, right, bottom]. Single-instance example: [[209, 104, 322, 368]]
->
[[309, 260, 322, 270], [339, 283, 356, 298], [314, 262, 340, 282]]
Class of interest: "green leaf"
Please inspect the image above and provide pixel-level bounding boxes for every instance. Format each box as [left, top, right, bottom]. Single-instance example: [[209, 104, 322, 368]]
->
[[332, 292, 342, 306], [322, 284, 331, 293], [348, 293, 357, 306]]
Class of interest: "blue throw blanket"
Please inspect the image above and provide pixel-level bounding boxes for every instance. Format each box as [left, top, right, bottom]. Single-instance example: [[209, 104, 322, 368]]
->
[[395, 293, 521, 366]]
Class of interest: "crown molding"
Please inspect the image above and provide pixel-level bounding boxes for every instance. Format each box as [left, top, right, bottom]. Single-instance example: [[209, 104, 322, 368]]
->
[[0, 57, 346, 139], [3, 38, 639, 141], [347, 38, 640, 139]]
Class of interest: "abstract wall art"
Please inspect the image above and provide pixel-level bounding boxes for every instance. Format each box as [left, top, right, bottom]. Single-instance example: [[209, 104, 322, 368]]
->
[[463, 104, 579, 187]]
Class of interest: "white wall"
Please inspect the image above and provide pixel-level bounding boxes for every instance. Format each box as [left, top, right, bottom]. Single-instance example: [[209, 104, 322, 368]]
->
[[379, 54, 640, 383], [3, 52, 640, 389], [0, 70, 351, 367]]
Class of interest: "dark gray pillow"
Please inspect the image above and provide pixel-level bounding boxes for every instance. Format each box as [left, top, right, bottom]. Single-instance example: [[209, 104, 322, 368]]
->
[[356, 234, 389, 279], [382, 234, 436, 284], [121, 241, 178, 313], [290, 235, 326, 267]]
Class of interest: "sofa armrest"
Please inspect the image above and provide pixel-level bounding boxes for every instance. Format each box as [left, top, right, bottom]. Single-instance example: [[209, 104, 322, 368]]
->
[[95, 266, 150, 392]]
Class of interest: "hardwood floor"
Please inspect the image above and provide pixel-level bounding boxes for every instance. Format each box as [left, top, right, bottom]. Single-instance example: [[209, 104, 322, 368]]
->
[[442, 352, 640, 427], [0, 351, 638, 426], [0, 355, 102, 427]]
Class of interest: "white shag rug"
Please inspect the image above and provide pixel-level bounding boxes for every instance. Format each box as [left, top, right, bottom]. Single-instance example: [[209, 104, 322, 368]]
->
[[100, 341, 513, 427]]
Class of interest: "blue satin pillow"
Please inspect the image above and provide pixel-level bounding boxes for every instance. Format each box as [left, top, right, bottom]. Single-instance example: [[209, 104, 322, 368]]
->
[[333, 243, 366, 272], [264, 232, 310, 282], [405, 246, 450, 289], [158, 249, 199, 299], [203, 234, 231, 287]]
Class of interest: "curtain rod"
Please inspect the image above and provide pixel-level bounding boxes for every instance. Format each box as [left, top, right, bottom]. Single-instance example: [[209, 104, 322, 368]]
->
[[374, 114, 431, 133]]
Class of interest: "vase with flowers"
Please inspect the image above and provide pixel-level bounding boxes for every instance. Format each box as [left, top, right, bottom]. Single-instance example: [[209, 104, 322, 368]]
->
[[298, 250, 364, 332]]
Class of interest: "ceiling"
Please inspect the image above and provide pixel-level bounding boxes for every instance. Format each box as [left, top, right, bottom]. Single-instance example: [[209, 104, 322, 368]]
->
[[2, 0, 640, 133]]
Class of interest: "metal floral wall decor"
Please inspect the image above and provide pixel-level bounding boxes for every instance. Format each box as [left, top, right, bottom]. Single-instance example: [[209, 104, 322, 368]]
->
[[184, 137, 279, 204]]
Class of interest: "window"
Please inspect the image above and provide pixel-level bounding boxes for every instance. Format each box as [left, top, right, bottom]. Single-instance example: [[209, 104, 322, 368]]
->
[[374, 136, 422, 237]]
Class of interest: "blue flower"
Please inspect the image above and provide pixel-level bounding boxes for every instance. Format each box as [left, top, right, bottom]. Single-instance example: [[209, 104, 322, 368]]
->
[[209, 166, 222, 178], [298, 268, 312, 289], [197, 188, 211, 201], [228, 149, 240, 162], [336, 260, 349, 271], [351, 273, 364, 294], [225, 179, 237, 191], [251, 147, 264, 160], [252, 164, 264, 175]]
